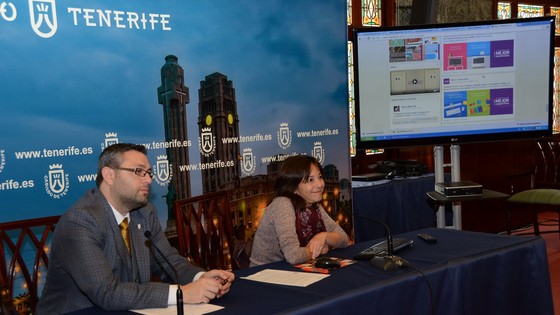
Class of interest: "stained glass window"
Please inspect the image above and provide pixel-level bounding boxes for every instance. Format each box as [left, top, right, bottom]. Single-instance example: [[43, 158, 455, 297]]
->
[[347, 0, 352, 26], [348, 0, 384, 155], [554, 48, 560, 133], [348, 41, 356, 156], [362, 0, 381, 27], [517, 4, 544, 18], [497, 2, 512, 19], [551, 7, 560, 35]]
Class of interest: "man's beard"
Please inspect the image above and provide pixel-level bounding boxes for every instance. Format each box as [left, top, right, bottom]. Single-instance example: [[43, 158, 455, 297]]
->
[[122, 194, 148, 210]]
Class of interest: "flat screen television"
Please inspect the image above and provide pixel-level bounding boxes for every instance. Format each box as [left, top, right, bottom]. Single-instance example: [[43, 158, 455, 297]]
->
[[353, 16, 555, 150]]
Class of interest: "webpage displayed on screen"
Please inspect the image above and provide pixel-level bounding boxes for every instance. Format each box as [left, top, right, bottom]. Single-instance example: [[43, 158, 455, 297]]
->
[[355, 17, 554, 148]]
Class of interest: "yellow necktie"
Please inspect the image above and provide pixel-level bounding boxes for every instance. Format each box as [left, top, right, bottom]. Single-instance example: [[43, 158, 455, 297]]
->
[[119, 218, 131, 255]]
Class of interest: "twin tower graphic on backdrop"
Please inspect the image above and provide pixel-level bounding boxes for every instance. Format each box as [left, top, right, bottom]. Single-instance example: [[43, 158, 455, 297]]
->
[[157, 54, 241, 204], [45, 56, 326, 207], [151, 55, 323, 221], [43, 55, 330, 226], [155, 55, 321, 203]]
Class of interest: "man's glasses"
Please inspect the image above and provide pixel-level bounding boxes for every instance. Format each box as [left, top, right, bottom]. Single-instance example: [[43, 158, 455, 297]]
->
[[115, 167, 153, 179]]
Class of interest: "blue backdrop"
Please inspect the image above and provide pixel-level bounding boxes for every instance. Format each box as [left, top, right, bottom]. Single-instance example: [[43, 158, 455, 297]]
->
[[0, 0, 350, 227]]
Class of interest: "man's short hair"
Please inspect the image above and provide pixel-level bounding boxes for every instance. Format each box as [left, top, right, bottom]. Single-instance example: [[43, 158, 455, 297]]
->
[[95, 143, 147, 187]]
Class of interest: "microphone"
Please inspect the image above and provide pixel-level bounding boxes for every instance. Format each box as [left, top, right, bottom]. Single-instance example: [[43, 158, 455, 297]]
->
[[144, 230, 184, 315], [352, 213, 409, 271]]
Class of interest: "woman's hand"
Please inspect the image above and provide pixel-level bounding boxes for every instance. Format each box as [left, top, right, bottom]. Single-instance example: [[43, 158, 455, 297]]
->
[[308, 232, 329, 259], [308, 231, 343, 259]]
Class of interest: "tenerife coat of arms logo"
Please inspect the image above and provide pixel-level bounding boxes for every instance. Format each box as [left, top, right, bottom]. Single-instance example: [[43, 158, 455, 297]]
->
[[29, 0, 58, 38], [199, 127, 216, 157], [153, 155, 173, 186], [277, 122, 292, 150], [312, 142, 325, 164], [101, 133, 119, 150], [241, 148, 256, 176], [44, 164, 69, 199]]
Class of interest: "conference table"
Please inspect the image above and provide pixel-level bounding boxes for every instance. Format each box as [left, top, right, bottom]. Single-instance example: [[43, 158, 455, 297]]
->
[[69, 228, 554, 315]]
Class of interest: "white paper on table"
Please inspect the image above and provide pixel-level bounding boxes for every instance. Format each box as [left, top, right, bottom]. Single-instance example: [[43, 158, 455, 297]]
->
[[240, 268, 329, 287], [131, 303, 223, 315]]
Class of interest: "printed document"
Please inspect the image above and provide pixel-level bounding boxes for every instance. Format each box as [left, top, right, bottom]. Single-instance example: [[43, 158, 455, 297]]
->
[[131, 303, 223, 315], [240, 269, 329, 287]]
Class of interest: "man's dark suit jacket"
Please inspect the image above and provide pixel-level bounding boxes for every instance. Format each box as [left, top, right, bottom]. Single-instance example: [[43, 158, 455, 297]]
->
[[36, 188, 204, 314]]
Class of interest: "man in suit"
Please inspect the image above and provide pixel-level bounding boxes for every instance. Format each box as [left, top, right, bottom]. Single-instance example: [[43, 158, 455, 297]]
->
[[36, 143, 234, 314]]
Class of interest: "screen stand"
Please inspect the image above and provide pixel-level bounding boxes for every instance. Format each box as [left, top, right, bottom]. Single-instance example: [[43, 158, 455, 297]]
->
[[434, 145, 462, 229]]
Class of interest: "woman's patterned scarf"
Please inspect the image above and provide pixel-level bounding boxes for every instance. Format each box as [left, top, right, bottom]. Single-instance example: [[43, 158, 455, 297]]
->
[[294, 204, 326, 246]]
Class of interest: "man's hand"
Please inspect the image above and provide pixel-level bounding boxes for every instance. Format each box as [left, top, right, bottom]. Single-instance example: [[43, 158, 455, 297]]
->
[[180, 269, 235, 304]]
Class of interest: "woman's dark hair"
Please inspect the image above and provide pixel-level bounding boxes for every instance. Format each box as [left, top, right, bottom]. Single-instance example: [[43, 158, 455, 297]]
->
[[96, 143, 147, 187], [274, 155, 323, 211]]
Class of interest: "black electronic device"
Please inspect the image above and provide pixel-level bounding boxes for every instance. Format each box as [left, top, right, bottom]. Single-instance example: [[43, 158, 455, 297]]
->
[[351, 172, 389, 181], [353, 16, 555, 150], [314, 257, 341, 269], [353, 237, 414, 260], [144, 231, 184, 315], [417, 233, 437, 244], [376, 160, 429, 177], [435, 181, 483, 197], [351, 213, 411, 271]]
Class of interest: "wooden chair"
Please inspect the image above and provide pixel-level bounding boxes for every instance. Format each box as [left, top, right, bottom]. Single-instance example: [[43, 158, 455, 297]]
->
[[0, 216, 59, 315], [507, 138, 560, 236], [175, 192, 238, 270]]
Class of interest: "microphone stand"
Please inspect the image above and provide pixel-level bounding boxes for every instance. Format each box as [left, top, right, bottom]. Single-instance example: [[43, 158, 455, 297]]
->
[[144, 231, 184, 315], [353, 213, 409, 271]]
